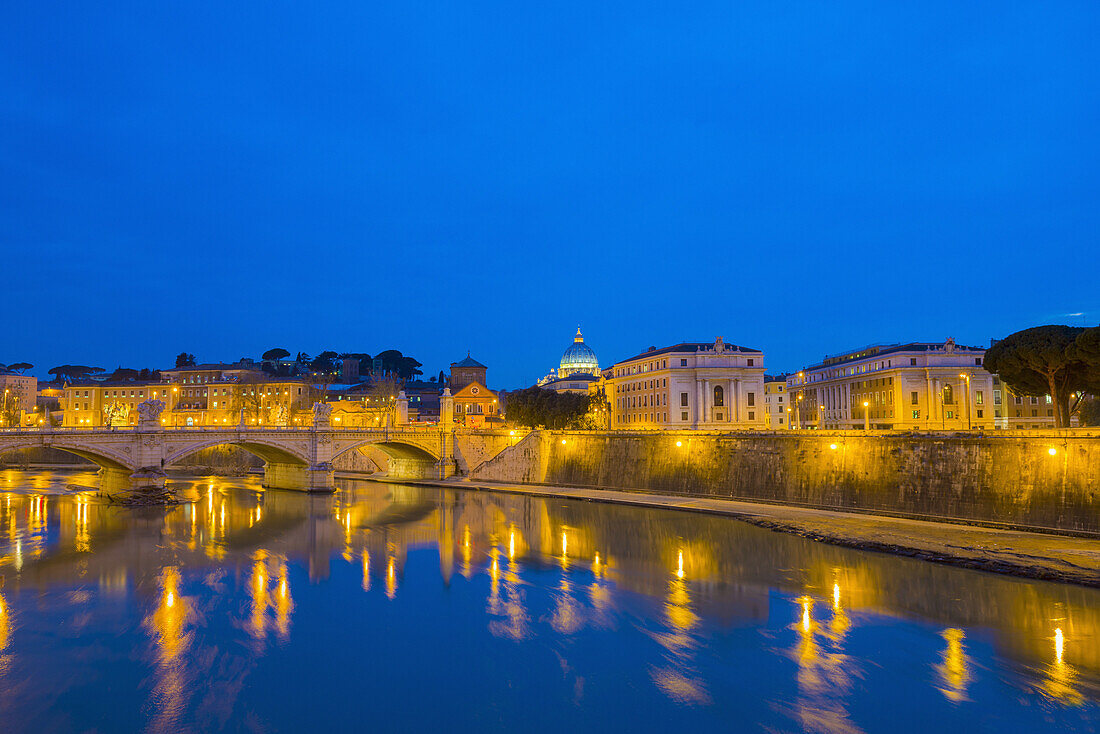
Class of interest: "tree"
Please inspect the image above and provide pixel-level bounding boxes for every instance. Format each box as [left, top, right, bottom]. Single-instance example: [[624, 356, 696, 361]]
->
[[7, 362, 33, 374], [175, 352, 196, 368], [984, 325, 1099, 428], [262, 348, 290, 362], [502, 387, 593, 429], [309, 350, 339, 374], [1079, 396, 1100, 427], [47, 365, 104, 383], [438, 370, 447, 385]]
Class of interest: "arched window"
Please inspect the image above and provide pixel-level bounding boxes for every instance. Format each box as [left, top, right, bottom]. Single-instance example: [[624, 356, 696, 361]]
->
[[942, 384, 954, 405], [714, 385, 724, 407]]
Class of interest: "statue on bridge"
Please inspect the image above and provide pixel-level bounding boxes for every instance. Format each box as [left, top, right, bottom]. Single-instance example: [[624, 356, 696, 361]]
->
[[312, 401, 332, 427], [136, 399, 166, 428]]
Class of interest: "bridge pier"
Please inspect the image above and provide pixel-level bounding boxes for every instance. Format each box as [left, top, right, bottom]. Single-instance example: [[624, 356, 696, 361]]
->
[[263, 462, 335, 493]]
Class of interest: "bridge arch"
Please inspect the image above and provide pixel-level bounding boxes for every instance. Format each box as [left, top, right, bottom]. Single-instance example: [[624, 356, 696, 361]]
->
[[332, 438, 441, 479], [0, 441, 134, 472], [163, 438, 311, 468]]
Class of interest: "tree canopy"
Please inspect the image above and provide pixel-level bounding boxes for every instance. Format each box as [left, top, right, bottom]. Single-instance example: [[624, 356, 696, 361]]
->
[[175, 352, 196, 368], [503, 387, 593, 429], [5, 362, 33, 374], [47, 365, 104, 382], [984, 325, 1100, 427], [262, 348, 290, 361]]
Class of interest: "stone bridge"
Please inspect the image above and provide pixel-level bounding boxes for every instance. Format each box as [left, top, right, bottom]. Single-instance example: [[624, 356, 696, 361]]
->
[[0, 413, 522, 492]]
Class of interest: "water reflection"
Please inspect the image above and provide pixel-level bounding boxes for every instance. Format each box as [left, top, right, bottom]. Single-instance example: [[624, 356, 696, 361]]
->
[[0, 469, 1096, 732]]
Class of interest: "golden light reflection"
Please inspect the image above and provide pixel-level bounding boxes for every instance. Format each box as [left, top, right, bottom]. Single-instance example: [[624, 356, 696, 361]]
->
[[649, 563, 708, 704], [461, 525, 472, 578], [361, 551, 371, 592], [385, 554, 397, 599], [274, 562, 293, 640], [248, 552, 269, 639], [508, 529, 515, 560], [790, 594, 858, 732], [145, 565, 192, 728], [0, 589, 8, 652], [1042, 627, 1083, 705], [74, 496, 90, 553], [936, 629, 970, 702], [676, 549, 685, 579]]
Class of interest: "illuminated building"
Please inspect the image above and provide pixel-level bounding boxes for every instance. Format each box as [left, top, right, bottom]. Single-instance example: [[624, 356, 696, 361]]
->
[[786, 338, 997, 430], [448, 354, 499, 427], [764, 374, 787, 429], [0, 372, 37, 426], [537, 328, 601, 393], [606, 337, 766, 429]]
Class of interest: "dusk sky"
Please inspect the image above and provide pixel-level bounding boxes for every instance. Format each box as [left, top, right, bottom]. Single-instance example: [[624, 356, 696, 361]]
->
[[3, 2, 1098, 387]]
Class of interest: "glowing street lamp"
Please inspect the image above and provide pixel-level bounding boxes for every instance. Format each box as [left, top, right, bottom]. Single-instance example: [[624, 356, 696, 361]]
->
[[958, 373, 971, 430], [863, 401, 870, 431]]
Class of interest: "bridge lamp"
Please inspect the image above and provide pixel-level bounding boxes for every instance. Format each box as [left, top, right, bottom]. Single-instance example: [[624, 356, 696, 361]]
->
[[561, 439, 567, 445], [1048, 447, 1058, 456]]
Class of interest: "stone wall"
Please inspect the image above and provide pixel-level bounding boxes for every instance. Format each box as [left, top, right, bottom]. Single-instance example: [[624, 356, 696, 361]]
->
[[471, 430, 1100, 535], [453, 429, 526, 474]]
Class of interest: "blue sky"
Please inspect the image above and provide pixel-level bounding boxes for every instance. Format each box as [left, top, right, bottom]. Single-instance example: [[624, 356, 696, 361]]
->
[[3, 2, 1098, 387]]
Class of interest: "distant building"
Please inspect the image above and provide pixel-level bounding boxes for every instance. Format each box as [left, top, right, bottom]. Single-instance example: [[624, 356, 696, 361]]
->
[[0, 373, 38, 426], [785, 338, 1006, 430], [539, 328, 601, 393], [764, 374, 787, 429], [448, 354, 498, 427], [606, 337, 766, 430], [449, 354, 488, 392]]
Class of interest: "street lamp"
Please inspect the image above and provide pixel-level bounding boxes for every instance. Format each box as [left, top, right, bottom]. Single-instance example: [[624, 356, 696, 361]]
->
[[818, 404, 825, 429], [863, 401, 870, 431], [958, 373, 971, 430], [796, 393, 803, 429]]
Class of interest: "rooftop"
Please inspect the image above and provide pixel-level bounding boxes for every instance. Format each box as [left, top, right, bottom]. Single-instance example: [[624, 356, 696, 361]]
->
[[804, 340, 986, 371], [452, 354, 487, 369], [614, 340, 762, 366]]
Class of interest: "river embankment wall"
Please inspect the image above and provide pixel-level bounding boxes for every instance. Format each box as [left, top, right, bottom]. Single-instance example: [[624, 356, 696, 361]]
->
[[470, 430, 1100, 535]]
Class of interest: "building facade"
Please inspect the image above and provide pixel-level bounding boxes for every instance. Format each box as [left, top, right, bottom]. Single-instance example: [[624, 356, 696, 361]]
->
[[784, 338, 1006, 430], [0, 373, 38, 426], [606, 338, 766, 430], [763, 375, 787, 429]]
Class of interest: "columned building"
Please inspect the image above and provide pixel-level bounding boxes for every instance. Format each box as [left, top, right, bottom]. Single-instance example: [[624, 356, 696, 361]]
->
[[606, 337, 766, 430], [785, 338, 1001, 430]]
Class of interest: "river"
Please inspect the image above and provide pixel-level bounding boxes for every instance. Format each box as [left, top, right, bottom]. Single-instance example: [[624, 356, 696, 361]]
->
[[0, 469, 1097, 732]]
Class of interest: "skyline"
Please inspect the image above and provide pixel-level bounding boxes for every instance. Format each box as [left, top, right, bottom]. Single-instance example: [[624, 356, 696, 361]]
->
[[4, 1, 1099, 387]]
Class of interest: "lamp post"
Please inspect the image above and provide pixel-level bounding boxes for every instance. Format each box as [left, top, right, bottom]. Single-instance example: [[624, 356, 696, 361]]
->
[[958, 373, 971, 430], [863, 401, 870, 431], [796, 393, 803, 429], [819, 404, 825, 430]]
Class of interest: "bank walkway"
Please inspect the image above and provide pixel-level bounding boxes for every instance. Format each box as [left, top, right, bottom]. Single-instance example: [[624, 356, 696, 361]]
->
[[373, 475, 1100, 588]]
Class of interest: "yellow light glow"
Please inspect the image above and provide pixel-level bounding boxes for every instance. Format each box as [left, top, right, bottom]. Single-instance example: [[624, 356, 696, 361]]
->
[[801, 598, 812, 633], [562, 531, 568, 557], [509, 430, 515, 435], [675, 440, 682, 447], [561, 439, 567, 445], [1055, 628, 1064, 663], [833, 583, 841, 610], [863, 401, 869, 407], [1048, 447, 1058, 456], [829, 443, 837, 450], [676, 550, 684, 579], [508, 530, 515, 560], [165, 590, 175, 608]]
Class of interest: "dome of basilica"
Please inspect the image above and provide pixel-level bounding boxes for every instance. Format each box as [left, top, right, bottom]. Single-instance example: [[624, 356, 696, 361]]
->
[[558, 328, 599, 378]]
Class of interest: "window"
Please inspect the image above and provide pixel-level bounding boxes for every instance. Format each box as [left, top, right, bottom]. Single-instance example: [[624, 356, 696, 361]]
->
[[713, 385, 724, 407], [946, 411, 954, 419], [680, 359, 687, 367], [1031, 409, 1037, 417], [716, 412, 723, 421], [747, 358, 754, 367], [680, 392, 688, 407], [975, 391, 983, 405], [778, 396, 783, 403], [975, 358, 982, 365], [994, 390, 1001, 405], [977, 409, 983, 418], [1015, 397, 1022, 405], [747, 392, 755, 407], [912, 410, 920, 419], [942, 384, 954, 404], [911, 391, 918, 405], [779, 417, 784, 424], [910, 358, 917, 366], [681, 411, 688, 421], [747, 411, 754, 420]]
